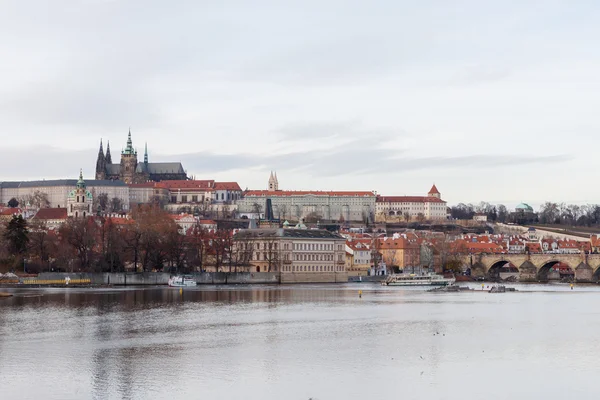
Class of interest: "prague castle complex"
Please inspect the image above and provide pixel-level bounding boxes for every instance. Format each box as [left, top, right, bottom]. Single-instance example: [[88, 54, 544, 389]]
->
[[95, 130, 187, 184]]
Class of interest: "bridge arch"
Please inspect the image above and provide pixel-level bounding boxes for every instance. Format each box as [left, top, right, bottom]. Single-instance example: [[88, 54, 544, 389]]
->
[[537, 260, 574, 282], [487, 261, 519, 282]]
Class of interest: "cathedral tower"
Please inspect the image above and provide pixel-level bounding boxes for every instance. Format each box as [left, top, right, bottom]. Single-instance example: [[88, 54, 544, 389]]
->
[[95, 139, 106, 180], [119, 129, 138, 184], [268, 171, 279, 191], [105, 140, 112, 164]]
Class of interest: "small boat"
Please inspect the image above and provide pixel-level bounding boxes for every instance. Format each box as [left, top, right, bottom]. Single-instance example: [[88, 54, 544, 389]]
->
[[382, 273, 455, 287], [168, 276, 196, 287]]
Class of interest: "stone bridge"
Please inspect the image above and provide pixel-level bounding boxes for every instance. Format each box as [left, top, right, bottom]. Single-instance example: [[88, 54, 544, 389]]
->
[[461, 253, 600, 282]]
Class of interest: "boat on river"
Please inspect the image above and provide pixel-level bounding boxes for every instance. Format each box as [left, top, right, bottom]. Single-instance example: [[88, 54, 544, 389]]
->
[[381, 273, 455, 287], [168, 276, 197, 287]]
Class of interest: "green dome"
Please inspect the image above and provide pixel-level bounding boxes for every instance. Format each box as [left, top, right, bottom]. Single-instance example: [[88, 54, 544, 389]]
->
[[515, 203, 533, 212]]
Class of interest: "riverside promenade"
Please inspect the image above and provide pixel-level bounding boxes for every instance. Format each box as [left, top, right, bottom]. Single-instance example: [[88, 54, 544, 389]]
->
[[3, 271, 348, 286]]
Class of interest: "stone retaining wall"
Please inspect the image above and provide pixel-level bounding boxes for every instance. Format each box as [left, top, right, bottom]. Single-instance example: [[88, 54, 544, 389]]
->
[[280, 272, 348, 284]]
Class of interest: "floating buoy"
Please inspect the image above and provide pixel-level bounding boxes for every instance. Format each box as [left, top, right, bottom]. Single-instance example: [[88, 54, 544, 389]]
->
[[358, 290, 362, 298]]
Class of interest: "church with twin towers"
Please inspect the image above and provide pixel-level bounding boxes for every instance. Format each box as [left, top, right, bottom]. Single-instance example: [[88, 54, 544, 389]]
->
[[95, 129, 188, 184]]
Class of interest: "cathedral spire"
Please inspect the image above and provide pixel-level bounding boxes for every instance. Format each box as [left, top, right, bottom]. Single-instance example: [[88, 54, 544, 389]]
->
[[95, 139, 106, 179], [105, 140, 112, 164], [144, 142, 148, 164], [122, 128, 136, 155]]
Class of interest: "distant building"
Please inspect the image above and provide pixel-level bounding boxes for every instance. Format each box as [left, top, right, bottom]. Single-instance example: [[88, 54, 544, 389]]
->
[[67, 170, 93, 218], [473, 213, 488, 222], [268, 171, 279, 191], [237, 173, 376, 222], [0, 177, 128, 211], [515, 203, 534, 213], [510, 202, 537, 224], [345, 240, 372, 276], [95, 130, 187, 183], [375, 185, 448, 221], [233, 229, 347, 281], [31, 208, 68, 230]]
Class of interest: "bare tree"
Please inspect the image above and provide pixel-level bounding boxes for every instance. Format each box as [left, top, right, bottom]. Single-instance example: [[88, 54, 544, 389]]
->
[[278, 204, 288, 220], [263, 238, 281, 272], [28, 220, 53, 271], [97, 193, 109, 212], [21, 191, 50, 209], [110, 197, 123, 213], [251, 202, 263, 219], [60, 217, 97, 271]]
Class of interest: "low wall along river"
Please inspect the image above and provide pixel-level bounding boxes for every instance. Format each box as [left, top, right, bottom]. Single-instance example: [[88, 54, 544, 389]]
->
[[32, 272, 347, 285]]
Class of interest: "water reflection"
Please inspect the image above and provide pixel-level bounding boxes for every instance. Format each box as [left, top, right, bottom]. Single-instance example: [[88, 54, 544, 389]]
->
[[2, 284, 600, 399]]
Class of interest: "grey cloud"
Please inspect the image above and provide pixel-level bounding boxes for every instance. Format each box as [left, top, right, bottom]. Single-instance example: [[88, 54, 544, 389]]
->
[[451, 65, 512, 86], [0, 143, 574, 183], [275, 121, 407, 143], [0, 147, 94, 181], [173, 147, 572, 178]]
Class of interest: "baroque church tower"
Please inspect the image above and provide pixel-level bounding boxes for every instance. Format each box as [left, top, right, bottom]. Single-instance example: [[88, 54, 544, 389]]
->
[[67, 169, 93, 218], [119, 129, 138, 184]]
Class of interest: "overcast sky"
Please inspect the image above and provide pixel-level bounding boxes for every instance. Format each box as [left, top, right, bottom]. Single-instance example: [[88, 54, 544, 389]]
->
[[1, 0, 599, 207]]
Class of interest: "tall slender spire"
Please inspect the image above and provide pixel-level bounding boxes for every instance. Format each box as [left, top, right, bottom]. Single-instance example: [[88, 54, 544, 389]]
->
[[105, 140, 112, 164], [77, 168, 86, 189], [122, 127, 135, 155], [144, 142, 148, 164], [95, 139, 106, 179]]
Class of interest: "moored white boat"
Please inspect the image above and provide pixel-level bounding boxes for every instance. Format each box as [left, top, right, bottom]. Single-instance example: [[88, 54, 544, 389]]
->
[[381, 273, 455, 287], [168, 276, 197, 287]]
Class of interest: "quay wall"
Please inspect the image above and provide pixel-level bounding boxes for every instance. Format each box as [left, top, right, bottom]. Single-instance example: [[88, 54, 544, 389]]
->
[[280, 272, 348, 284], [37, 272, 281, 285], [35, 272, 349, 285]]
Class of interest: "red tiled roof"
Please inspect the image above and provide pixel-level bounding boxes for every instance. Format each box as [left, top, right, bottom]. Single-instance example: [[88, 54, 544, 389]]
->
[[107, 217, 134, 225], [170, 213, 195, 221], [377, 237, 419, 249], [0, 207, 22, 216], [157, 180, 215, 190], [245, 190, 375, 197], [33, 208, 67, 220], [376, 196, 445, 203], [526, 243, 542, 253], [428, 184, 440, 194], [214, 182, 241, 191]]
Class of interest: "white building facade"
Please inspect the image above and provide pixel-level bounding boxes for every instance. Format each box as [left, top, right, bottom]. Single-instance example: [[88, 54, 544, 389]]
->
[[237, 190, 377, 222], [0, 178, 129, 211], [375, 185, 447, 221]]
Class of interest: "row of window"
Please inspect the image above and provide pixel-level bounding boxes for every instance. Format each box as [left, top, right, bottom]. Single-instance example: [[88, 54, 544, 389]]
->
[[283, 265, 344, 272], [293, 243, 343, 251], [294, 253, 334, 261]]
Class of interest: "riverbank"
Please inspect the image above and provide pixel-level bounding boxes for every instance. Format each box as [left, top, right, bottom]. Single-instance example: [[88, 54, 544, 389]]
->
[[0, 271, 348, 286]]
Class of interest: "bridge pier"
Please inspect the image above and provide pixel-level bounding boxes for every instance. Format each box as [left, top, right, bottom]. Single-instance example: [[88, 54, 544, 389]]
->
[[518, 261, 537, 282], [575, 263, 593, 283], [470, 263, 486, 280]]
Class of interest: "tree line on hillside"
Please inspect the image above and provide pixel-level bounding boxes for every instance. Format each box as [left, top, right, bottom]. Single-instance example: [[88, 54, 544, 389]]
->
[[0, 205, 260, 275], [450, 201, 600, 227]]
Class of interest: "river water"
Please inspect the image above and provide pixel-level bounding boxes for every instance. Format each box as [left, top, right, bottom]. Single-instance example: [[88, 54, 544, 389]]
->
[[1, 283, 599, 400]]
